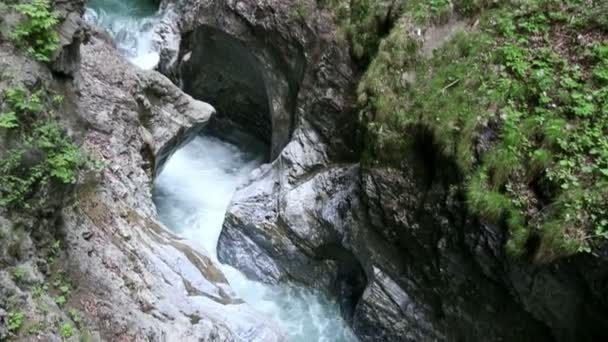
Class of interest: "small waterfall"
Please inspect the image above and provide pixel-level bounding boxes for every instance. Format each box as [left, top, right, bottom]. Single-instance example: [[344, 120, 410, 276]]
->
[[87, 0, 359, 340], [84, 0, 167, 70], [153, 136, 358, 342]]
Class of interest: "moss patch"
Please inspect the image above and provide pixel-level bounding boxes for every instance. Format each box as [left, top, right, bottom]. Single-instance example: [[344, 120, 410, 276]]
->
[[357, 0, 608, 261]]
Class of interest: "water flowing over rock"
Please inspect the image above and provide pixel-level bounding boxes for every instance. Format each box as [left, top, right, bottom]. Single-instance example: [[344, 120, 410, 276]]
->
[[157, 1, 608, 341], [1, 2, 285, 339], [2, 0, 608, 341], [62, 25, 285, 342]]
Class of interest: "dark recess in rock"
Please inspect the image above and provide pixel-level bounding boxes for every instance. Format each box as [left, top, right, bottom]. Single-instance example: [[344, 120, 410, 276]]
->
[[315, 243, 367, 325], [180, 25, 272, 152]]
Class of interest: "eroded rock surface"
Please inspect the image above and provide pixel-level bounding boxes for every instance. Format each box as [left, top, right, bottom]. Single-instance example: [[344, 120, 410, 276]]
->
[[160, 1, 608, 341], [0, 2, 285, 340], [3, 0, 608, 341], [63, 29, 284, 341]]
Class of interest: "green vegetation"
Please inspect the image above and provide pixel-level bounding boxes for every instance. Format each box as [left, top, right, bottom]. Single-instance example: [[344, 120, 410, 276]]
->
[[317, 0, 405, 62], [291, 0, 311, 21], [0, 85, 88, 210], [60, 323, 74, 338], [12, 266, 26, 282], [0, 111, 19, 129], [317, 0, 495, 62], [31, 284, 48, 298], [53, 280, 71, 307], [8, 248, 88, 339], [10, 0, 61, 62], [6, 311, 25, 333], [356, 0, 608, 261], [406, 0, 452, 24], [67, 308, 81, 327], [50, 240, 61, 258]]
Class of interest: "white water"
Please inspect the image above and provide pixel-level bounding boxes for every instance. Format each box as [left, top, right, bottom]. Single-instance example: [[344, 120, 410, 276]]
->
[[87, 0, 358, 339], [153, 136, 358, 342], [85, 0, 164, 69]]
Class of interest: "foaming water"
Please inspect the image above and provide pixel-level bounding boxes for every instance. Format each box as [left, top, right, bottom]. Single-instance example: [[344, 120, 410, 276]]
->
[[89, 0, 358, 339], [153, 136, 358, 342], [85, 0, 164, 69]]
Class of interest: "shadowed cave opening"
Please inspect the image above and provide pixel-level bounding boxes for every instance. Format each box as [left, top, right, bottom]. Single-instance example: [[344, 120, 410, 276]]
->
[[179, 25, 273, 160], [86, 0, 359, 340], [172, 24, 366, 339]]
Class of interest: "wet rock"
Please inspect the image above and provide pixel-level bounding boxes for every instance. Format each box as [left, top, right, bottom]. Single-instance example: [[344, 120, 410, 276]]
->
[[353, 267, 444, 342], [184, 1, 608, 341], [59, 30, 286, 341], [165, 0, 358, 160], [2, 3, 286, 340]]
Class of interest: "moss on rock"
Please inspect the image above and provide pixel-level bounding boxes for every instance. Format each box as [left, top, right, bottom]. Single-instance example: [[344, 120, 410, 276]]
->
[[355, 0, 608, 261]]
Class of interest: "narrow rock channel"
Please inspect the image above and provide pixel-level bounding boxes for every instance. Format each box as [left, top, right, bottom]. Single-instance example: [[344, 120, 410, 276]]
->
[[85, 0, 165, 69], [85, 0, 357, 340], [153, 134, 356, 341]]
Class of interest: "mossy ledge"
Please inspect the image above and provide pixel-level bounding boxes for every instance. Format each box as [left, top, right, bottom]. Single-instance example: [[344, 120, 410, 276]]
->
[[328, 0, 608, 262]]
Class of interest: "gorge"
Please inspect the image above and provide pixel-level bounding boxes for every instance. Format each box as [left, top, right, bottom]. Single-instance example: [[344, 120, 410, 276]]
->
[[1, 0, 608, 341]]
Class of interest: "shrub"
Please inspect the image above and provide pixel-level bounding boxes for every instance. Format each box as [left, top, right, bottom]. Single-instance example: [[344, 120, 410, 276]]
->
[[359, 0, 608, 260], [6, 311, 24, 332], [0, 85, 88, 210], [60, 323, 74, 338], [10, 0, 61, 62], [12, 267, 26, 282], [320, 0, 406, 62], [0, 111, 19, 129]]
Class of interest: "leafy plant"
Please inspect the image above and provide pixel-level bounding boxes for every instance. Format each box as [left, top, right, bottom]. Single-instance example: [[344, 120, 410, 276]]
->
[[0, 112, 19, 129], [59, 284, 71, 296], [291, 0, 310, 21], [67, 308, 82, 327], [60, 323, 74, 338], [5, 87, 43, 114], [55, 295, 66, 307], [6, 311, 25, 332], [320, 0, 404, 62], [50, 240, 61, 257], [54, 281, 71, 307], [12, 267, 26, 282], [31, 284, 48, 298], [10, 0, 61, 62], [359, 0, 608, 261], [0, 86, 89, 210], [36, 123, 84, 184], [408, 0, 451, 24]]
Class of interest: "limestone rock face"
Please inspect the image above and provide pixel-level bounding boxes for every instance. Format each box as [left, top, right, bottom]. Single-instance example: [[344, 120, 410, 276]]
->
[[50, 0, 85, 75], [163, 0, 358, 161], [1, 3, 285, 340], [158, 1, 608, 341], [3, 0, 607, 341], [56, 28, 285, 341]]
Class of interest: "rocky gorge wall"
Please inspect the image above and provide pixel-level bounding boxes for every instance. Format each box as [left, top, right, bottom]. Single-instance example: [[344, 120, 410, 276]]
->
[[1, 0, 607, 341], [158, 1, 608, 341], [0, 1, 285, 340]]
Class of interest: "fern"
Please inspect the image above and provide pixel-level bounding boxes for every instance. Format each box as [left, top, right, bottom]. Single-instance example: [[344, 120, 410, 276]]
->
[[35, 123, 83, 184], [0, 112, 19, 129], [5, 86, 43, 113], [10, 0, 61, 62], [0, 86, 90, 209]]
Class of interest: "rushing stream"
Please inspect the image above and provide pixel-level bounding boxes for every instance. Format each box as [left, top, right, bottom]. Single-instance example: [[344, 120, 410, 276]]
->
[[85, 0, 165, 69], [86, 0, 358, 340], [153, 136, 357, 341]]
